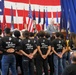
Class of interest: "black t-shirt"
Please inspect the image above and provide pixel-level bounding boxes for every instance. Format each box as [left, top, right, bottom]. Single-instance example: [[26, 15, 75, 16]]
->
[[0, 36, 3, 51], [69, 40, 76, 51], [20, 38, 37, 54], [16, 37, 22, 51], [2, 36, 20, 54], [62, 64, 76, 75], [15, 37, 22, 55], [30, 38, 37, 46], [52, 39, 65, 52], [37, 37, 51, 55]]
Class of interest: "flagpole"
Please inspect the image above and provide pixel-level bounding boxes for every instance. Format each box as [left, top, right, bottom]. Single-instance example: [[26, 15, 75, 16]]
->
[[62, 9, 64, 29], [56, 8, 60, 32], [67, 9, 70, 34]]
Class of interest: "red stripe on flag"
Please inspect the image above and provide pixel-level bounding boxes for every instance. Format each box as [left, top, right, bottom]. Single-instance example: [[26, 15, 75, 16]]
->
[[5, 8, 61, 18], [28, 18, 33, 32], [6, 0, 60, 5]]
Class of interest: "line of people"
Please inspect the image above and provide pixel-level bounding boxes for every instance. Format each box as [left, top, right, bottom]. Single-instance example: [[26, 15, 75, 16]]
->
[[0, 28, 75, 75]]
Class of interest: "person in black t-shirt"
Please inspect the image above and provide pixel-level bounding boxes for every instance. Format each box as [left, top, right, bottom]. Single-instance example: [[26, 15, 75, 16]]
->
[[62, 52, 76, 75], [1, 28, 20, 75], [29, 32, 37, 59], [14, 30, 23, 75], [52, 32, 65, 75], [36, 31, 51, 75], [20, 30, 37, 75], [45, 32, 54, 75]]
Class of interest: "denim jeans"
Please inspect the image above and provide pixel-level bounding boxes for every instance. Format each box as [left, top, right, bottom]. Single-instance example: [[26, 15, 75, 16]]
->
[[2, 54, 17, 75], [62, 53, 67, 69], [53, 53, 63, 75]]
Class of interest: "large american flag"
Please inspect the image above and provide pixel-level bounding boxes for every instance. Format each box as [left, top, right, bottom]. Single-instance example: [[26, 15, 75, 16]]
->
[[0, 0, 61, 30]]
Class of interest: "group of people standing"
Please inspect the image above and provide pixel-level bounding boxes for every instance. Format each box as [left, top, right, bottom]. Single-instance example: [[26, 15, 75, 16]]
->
[[0, 27, 76, 75]]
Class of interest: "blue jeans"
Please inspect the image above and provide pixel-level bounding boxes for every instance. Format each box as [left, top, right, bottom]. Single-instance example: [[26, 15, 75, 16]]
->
[[62, 53, 67, 69], [53, 53, 63, 75], [2, 54, 17, 75]]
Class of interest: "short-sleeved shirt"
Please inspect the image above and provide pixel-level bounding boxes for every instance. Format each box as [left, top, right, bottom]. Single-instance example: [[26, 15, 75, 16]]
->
[[52, 39, 65, 52], [20, 38, 37, 54], [37, 37, 51, 55], [2, 36, 20, 54], [30, 38, 37, 46], [15, 37, 22, 55]]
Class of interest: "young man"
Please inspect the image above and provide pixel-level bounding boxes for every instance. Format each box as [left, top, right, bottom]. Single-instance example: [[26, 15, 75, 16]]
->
[[45, 32, 54, 75], [14, 30, 23, 75], [36, 31, 51, 75], [52, 32, 65, 75], [20, 30, 37, 75], [1, 28, 20, 75]]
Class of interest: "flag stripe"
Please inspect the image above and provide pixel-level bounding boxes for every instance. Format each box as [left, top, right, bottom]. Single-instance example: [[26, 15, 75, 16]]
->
[[0, 15, 61, 24], [4, 1, 61, 12], [4, 8, 61, 18], [6, 0, 60, 6]]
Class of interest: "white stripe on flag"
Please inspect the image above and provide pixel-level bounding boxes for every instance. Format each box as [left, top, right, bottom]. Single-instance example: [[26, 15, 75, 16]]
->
[[4, 1, 61, 12]]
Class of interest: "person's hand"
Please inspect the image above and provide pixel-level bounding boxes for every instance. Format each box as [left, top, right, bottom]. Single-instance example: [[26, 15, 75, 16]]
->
[[42, 55, 47, 59], [28, 53, 33, 59], [49, 52, 53, 55], [58, 54, 62, 58], [15, 51, 23, 55], [7, 48, 15, 53]]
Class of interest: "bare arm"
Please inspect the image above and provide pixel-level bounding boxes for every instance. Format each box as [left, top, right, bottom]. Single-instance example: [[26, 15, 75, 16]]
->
[[37, 46, 43, 56], [45, 46, 51, 57], [20, 50, 29, 57], [32, 49, 37, 56], [52, 47, 60, 57]]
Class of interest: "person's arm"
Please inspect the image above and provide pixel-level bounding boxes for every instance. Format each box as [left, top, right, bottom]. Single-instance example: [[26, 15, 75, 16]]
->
[[15, 51, 22, 55], [59, 47, 66, 58], [49, 51, 53, 55], [45, 46, 51, 57], [37, 46, 43, 56], [20, 50, 32, 59], [19, 50, 28, 57], [32, 49, 37, 56], [42, 46, 51, 59], [52, 47, 60, 57], [51, 40, 60, 57]]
